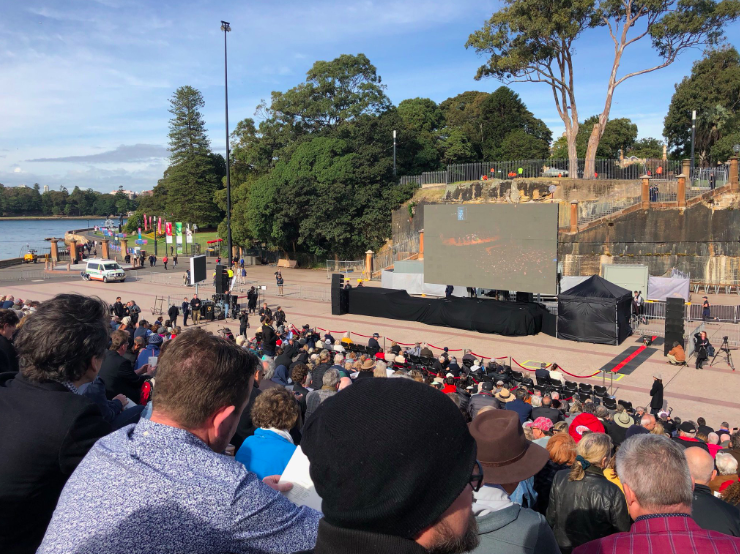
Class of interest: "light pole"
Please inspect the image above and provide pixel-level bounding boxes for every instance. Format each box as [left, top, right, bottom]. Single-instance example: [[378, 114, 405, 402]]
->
[[393, 129, 397, 177], [690, 109, 696, 184], [221, 20, 233, 267]]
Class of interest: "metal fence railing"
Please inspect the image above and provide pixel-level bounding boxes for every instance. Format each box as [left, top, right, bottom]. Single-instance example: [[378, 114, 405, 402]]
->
[[651, 179, 678, 203], [400, 158, 682, 185], [325, 260, 365, 280], [693, 166, 729, 188], [577, 196, 641, 225], [0, 269, 80, 283], [637, 300, 740, 323]]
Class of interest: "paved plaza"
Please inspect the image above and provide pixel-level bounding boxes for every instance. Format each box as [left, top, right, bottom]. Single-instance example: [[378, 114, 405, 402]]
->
[[1, 261, 738, 427]]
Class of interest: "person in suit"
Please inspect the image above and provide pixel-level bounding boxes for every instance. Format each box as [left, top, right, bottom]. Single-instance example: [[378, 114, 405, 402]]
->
[[99, 330, 153, 404], [0, 309, 20, 374], [0, 293, 112, 554]]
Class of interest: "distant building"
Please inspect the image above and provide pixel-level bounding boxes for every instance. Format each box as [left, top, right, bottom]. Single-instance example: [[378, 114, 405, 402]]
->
[[43, 185, 49, 193], [109, 189, 138, 200], [138, 190, 153, 197]]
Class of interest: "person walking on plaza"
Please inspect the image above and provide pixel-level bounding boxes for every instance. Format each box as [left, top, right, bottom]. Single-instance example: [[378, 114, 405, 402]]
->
[[275, 271, 284, 296], [180, 297, 190, 327], [190, 294, 201, 325], [162, 255, 168, 270], [239, 309, 249, 337], [168, 303, 178, 329], [173, 253, 178, 268], [649, 373, 664, 415], [575, 434, 740, 554], [702, 296, 712, 321], [247, 287, 258, 314]]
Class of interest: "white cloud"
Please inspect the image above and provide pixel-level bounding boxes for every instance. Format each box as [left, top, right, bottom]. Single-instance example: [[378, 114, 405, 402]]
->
[[13, 167, 21, 173]]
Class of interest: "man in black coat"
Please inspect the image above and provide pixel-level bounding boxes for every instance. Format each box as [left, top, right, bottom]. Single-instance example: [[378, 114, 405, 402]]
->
[[532, 395, 565, 426], [367, 333, 381, 356], [98, 330, 152, 404], [467, 381, 500, 418], [686, 446, 740, 536], [0, 309, 20, 374], [649, 373, 664, 415], [112, 296, 126, 319], [168, 303, 179, 329], [0, 294, 112, 554]]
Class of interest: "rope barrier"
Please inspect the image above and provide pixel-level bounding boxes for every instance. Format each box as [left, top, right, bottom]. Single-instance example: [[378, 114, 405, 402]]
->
[[511, 358, 601, 380], [388, 339, 417, 346], [316, 327, 348, 334], [350, 331, 379, 339], [427, 343, 463, 352]]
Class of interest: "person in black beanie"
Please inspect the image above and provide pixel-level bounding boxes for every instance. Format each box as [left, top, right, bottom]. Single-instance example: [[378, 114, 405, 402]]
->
[[298, 378, 481, 554]]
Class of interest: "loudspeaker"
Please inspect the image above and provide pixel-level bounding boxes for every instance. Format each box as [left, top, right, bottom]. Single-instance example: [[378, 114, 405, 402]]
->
[[516, 292, 533, 303], [203, 303, 215, 321], [331, 273, 345, 315], [664, 297, 685, 355], [215, 264, 225, 294]]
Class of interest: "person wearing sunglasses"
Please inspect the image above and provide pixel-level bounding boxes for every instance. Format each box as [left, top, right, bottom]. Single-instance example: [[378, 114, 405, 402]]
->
[[468, 409, 561, 554]]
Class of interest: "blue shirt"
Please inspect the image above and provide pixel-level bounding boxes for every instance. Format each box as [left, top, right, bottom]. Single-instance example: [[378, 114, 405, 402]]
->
[[38, 419, 320, 554], [135, 345, 160, 370], [235, 428, 297, 480]]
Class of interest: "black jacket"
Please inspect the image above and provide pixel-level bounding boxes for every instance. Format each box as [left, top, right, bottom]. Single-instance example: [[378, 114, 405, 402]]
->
[[672, 436, 711, 453], [0, 335, 19, 374], [98, 349, 147, 404], [532, 406, 565, 426], [604, 420, 628, 447], [310, 362, 332, 390], [546, 466, 631, 553], [692, 483, 740, 536], [112, 301, 126, 318], [468, 392, 500, 417], [298, 519, 428, 554], [261, 324, 277, 352], [534, 460, 570, 515], [367, 337, 380, 355], [168, 305, 178, 321], [649, 379, 664, 410], [0, 374, 111, 554]]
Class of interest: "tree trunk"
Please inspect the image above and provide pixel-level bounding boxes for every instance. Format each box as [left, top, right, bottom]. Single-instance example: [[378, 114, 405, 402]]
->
[[567, 125, 579, 179], [583, 123, 602, 179]]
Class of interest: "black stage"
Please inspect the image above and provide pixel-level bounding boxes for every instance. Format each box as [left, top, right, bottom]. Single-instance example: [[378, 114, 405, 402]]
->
[[347, 287, 551, 337]]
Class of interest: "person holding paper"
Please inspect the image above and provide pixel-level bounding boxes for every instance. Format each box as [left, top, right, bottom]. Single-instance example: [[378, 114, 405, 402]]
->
[[39, 328, 321, 554], [236, 388, 299, 479]]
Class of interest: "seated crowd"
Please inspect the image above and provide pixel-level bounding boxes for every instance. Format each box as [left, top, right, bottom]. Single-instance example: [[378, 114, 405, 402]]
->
[[1, 295, 740, 554]]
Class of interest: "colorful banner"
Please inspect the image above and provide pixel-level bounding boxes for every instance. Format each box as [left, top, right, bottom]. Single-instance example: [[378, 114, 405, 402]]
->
[[143, 214, 147, 231], [157, 217, 162, 235], [186, 224, 193, 244], [165, 221, 173, 244], [138, 228, 142, 241], [175, 222, 183, 254]]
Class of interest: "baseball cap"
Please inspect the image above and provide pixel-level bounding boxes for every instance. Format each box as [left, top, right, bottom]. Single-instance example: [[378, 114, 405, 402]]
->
[[373, 333, 379, 338], [679, 421, 697, 434], [481, 381, 494, 391], [525, 417, 554, 432]]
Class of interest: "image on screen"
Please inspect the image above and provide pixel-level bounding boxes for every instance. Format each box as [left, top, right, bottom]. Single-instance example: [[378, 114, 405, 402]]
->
[[424, 203, 559, 294]]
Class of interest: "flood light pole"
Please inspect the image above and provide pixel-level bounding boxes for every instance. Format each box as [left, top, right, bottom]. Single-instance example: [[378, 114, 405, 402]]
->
[[221, 20, 233, 266]]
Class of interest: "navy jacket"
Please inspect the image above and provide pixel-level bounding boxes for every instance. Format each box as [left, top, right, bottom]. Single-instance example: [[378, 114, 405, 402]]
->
[[506, 399, 533, 424]]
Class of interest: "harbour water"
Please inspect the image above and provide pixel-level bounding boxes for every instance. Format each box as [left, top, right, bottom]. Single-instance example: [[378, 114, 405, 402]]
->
[[0, 218, 107, 261]]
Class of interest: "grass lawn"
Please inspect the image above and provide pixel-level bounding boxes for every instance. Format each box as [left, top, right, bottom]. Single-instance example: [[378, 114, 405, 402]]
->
[[92, 230, 224, 256]]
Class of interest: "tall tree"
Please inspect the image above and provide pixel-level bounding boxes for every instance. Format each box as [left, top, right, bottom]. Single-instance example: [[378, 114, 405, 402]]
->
[[629, 137, 664, 159], [468, 0, 740, 178], [439, 91, 489, 159], [664, 47, 740, 163], [152, 86, 223, 225], [551, 116, 638, 157], [397, 98, 445, 173]]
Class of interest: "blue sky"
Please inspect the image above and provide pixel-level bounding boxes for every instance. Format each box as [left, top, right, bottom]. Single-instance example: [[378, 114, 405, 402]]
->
[[1, 0, 739, 192]]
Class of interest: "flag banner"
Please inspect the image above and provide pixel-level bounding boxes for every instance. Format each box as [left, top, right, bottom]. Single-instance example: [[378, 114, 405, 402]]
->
[[158, 217, 162, 235], [186, 224, 193, 244], [175, 222, 183, 254], [165, 222, 173, 244], [143, 214, 147, 231]]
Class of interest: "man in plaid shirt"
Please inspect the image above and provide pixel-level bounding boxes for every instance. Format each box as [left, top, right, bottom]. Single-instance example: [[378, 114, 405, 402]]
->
[[575, 434, 740, 554]]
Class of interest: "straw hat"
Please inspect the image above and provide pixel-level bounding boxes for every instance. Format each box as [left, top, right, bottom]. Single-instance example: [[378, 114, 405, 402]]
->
[[495, 389, 515, 403]]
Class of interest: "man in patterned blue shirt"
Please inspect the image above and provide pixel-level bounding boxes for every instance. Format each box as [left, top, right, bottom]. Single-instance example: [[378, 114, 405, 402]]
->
[[39, 328, 320, 554]]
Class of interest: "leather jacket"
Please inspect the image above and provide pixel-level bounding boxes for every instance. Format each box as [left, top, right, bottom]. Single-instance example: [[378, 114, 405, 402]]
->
[[546, 466, 630, 553]]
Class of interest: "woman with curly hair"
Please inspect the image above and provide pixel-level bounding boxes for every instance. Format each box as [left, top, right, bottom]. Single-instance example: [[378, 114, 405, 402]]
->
[[235, 388, 300, 479]]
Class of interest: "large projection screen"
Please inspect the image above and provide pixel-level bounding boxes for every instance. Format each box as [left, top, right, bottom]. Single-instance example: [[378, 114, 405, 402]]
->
[[424, 204, 559, 294]]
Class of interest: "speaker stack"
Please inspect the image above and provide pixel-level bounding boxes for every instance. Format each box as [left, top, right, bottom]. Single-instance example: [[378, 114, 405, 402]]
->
[[203, 302, 215, 321], [331, 273, 346, 316], [664, 297, 685, 355], [516, 292, 534, 303], [215, 264, 230, 294]]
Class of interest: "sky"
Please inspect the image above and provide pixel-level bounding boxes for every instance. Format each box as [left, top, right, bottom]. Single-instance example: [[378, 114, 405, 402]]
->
[[1, 0, 739, 193]]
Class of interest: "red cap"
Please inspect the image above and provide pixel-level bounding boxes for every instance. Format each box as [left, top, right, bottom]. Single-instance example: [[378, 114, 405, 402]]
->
[[568, 413, 605, 443]]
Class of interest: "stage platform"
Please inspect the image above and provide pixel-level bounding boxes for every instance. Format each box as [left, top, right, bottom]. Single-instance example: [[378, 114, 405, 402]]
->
[[347, 287, 552, 337]]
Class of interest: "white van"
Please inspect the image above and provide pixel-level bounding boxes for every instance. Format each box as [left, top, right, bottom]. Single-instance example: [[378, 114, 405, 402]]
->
[[82, 259, 126, 283]]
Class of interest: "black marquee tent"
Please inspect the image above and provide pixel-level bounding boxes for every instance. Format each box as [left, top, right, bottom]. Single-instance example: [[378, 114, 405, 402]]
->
[[557, 275, 633, 345]]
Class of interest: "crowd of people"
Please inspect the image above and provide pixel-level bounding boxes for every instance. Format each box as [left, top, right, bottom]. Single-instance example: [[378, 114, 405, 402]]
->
[[1, 292, 740, 554]]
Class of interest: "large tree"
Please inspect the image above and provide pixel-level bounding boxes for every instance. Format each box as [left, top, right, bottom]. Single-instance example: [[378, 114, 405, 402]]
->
[[468, 0, 740, 178], [551, 115, 637, 158], [149, 86, 223, 225], [664, 47, 740, 164]]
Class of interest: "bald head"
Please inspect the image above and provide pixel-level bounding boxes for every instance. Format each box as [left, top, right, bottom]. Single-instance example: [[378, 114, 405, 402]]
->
[[641, 414, 656, 431], [685, 447, 716, 485]]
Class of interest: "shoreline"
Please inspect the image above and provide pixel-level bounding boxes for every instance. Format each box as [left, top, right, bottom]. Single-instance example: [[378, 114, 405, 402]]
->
[[0, 216, 108, 221]]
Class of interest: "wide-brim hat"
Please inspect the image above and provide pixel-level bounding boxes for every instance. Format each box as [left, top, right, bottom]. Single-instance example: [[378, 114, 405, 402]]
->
[[495, 389, 515, 403], [614, 411, 634, 428], [361, 359, 376, 371], [394, 355, 406, 364], [469, 410, 549, 484]]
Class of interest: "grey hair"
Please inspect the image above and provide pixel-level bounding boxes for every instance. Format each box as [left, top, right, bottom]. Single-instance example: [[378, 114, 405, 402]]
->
[[262, 359, 276, 380], [708, 432, 719, 445], [334, 353, 344, 365], [323, 368, 340, 388], [716, 451, 739, 475], [530, 396, 542, 408], [616, 434, 693, 509], [595, 406, 610, 419], [551, 391, 559, 400]]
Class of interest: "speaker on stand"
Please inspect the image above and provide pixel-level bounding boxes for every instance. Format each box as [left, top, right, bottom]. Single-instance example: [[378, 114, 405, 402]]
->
[[664, 297, 685, 356]]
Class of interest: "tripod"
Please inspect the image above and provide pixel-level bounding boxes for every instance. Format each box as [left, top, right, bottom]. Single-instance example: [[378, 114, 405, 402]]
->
[[710, 336, 735, 371]]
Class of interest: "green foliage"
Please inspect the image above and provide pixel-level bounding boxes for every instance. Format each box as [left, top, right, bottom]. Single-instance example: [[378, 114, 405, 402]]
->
[[665, 47, 740, 164], [146, 86, 224, 226], [629, 137, 665, 159], [0, 183, 134, 217], [499, 128, 551, 159], [712, 131, 740, 161], [551, 115, 637, 157], [439, 91, 489, 159], [479, 87, 551, 159]]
